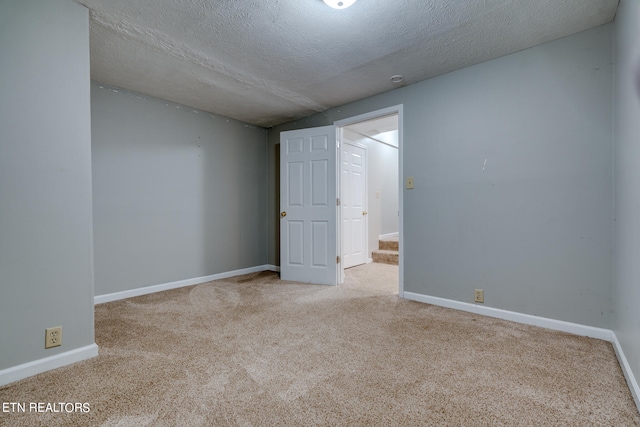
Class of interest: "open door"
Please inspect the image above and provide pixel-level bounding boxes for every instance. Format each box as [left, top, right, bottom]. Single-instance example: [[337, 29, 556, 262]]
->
[[280, 126, 338, 285], [341, 141, 367, 268]]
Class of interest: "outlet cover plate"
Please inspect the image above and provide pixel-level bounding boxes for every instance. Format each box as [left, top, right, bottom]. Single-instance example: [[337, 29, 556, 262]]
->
[[474, 289, 484, 303], [45, 326, 62, 349]]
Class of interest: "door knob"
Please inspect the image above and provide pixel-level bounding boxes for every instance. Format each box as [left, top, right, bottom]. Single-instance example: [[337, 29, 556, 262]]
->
[[280, 211, 287, 218], [362, 211, 368, 216]]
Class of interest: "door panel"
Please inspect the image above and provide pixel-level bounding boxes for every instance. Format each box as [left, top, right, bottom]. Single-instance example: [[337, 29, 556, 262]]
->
[[311, 160, 328, 206], [288, 162, 304, 206], [311, 221, 329, 267], [287, 221, 304, 266], [280, 126, 337, 285]]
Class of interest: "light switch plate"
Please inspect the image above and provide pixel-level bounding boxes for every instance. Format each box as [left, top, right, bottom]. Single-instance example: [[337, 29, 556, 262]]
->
[[406, 177, 414, 189]]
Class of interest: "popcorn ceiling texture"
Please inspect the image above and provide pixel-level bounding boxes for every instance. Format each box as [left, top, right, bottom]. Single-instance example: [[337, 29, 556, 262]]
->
[[1, 263, 638, 426], [76, 0, 618, 127]]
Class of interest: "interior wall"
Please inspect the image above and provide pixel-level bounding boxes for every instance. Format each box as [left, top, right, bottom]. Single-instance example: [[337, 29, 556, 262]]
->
[[613, 0, 640, 402], [342, 128, 399, 257], [0, 0, 95, 370], [91, 82, 269, 296], [268, 24, 613, 328], [375, 135, 399, 237]]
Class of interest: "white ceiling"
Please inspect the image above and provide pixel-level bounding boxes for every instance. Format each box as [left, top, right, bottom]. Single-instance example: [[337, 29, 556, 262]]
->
[[75, 0, 618, 127]]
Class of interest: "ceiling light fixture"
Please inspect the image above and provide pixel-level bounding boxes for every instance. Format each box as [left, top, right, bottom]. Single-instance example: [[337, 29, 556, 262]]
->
[[390, 75, 404, 84], [323, 0, 357, 9]]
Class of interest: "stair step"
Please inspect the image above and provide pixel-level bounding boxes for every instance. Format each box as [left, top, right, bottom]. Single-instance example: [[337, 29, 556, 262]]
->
[[379, 239, 399, 251], [372, 249, 399, 265]]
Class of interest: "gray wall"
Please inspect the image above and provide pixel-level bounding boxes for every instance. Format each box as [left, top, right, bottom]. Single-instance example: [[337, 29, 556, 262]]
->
[[613, 0, 640, 399], [268, 24, 613, 328], [342, 129, 399, 257], [91, 83, 269, 296], [0, 0, 95, 369], [372, 136, 399, 238]]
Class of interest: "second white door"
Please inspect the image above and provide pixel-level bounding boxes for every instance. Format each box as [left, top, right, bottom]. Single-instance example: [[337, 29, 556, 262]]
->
[[341, 142, 367, 269]]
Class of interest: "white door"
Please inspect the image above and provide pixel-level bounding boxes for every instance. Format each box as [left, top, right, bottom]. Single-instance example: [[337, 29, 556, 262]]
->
[[280, 126, 338, 285], [341, 142, 367, 268]]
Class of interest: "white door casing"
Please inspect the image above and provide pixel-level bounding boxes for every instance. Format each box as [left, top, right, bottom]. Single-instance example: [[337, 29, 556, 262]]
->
[[334, 105, 403, 297], [280, 126, 338, 285], [341, 142, 367, 269]]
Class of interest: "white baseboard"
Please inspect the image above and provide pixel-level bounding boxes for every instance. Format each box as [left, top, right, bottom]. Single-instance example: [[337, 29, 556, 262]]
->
[[403, 292, 613, 341], [0, 344, 98, 387], [612, 333, 640, 411], [379, 232, 399, 240], [264, 264, 281, 272], [95, 265, 279, 304]]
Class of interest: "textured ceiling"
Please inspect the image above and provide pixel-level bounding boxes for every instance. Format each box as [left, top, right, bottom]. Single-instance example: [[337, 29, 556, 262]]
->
[[75, 0, 618, 127]]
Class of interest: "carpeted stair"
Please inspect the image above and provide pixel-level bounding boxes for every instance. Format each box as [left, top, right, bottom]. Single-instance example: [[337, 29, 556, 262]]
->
[[372, 235, 398, 265]]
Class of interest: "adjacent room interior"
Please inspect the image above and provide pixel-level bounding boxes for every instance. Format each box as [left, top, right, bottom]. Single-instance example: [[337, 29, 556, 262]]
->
[[1, 0, 639, 422], [340, 113, 400, 271]]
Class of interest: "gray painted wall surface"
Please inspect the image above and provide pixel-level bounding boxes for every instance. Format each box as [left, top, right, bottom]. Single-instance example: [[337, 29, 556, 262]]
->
[[343, 129, 399, 257], [92, 83, 268, 296], [268, 25, 613, 328], [613, 0, 640, 396], [375, 140, 399, 237], [0, 0, 94, 369]]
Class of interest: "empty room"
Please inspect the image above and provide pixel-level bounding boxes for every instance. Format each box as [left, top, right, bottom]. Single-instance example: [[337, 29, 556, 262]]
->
[[1, 0, 640, 425]]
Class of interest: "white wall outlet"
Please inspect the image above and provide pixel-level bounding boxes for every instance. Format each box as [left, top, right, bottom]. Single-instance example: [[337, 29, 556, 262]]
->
[[45, 326, 62, 349], [474, 289, 484, 303]]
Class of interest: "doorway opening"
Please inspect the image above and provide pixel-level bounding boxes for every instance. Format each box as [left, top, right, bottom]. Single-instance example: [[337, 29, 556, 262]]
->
[[277, 105, 403, 294], [335, 105, 403, 297]]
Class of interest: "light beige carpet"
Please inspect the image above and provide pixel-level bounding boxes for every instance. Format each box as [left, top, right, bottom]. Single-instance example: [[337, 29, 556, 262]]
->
[[1, 264, 639, 426]]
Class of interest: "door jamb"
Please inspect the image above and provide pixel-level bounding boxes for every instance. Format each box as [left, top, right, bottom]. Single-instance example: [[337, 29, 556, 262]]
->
[[334, 105, 404, 297]]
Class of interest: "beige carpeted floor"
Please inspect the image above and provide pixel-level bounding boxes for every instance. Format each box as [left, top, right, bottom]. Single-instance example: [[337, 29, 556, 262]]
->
[[1, 263, 639, 426]]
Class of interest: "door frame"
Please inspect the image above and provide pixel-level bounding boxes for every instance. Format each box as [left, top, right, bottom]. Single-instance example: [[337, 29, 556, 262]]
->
[[334, 105, 404, 297]]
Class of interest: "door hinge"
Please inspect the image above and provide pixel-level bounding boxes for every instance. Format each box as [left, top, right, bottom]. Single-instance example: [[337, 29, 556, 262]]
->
[[337, 256, 340, 264], [336, 198, 340, 206]]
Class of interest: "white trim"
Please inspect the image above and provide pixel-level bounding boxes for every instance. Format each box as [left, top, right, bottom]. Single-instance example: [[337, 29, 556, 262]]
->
[[397, 105, 404, 298], [0, 344, 98, 387], [612, 333, 640, 411], [379, 232, 399, 240], [95, 265, 278, 304], [403, 292, 613, 341]]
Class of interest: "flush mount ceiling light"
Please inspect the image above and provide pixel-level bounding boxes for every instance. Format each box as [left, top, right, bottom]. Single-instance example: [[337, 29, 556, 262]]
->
[[323, 0, 357, 9]]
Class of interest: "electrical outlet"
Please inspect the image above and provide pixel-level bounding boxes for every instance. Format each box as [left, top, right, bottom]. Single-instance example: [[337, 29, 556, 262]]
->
[[474, 289, 484, 303], [45, 326, 62, 349]]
